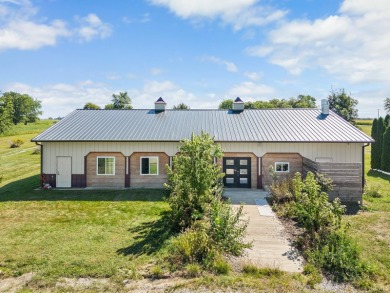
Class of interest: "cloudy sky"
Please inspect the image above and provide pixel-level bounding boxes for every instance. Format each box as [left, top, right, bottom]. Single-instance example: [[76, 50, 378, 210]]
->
[[1, 0, 389, 118]]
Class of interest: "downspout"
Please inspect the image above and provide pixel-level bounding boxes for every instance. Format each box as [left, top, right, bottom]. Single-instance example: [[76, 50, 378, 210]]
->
[[35, 142, 43, 188], [362, 143, 370, 204]]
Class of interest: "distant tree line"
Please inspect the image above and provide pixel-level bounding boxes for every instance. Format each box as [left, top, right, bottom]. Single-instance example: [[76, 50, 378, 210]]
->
[[0, 91, 42, 134]]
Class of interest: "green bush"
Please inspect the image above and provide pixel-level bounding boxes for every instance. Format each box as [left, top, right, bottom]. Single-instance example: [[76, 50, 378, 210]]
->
[[315, 172, 334, 192], [307, 228, 371, 282], [381, 127, 390, 172], [364, 185, 383, 198], [211, 258, 230, 275], [9, 139, 24, 148], [185, 263, 201, 278], [303, 264, 322, 288], [150, 265, 164, 279], [269, 179, 292, 203]]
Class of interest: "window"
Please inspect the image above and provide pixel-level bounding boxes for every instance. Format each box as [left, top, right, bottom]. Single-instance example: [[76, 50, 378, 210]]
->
[[275, 162, 289, 173], [97, 157, 115, 175], [140, 157, 159, 175]]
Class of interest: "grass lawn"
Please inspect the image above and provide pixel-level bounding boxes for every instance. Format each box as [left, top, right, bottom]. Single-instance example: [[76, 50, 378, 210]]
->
[[0, 122, 311, 292]]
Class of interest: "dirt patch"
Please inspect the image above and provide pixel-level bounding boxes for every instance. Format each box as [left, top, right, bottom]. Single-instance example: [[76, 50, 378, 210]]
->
[[0, 272, 34, 293], [56, 277, 110, 291]]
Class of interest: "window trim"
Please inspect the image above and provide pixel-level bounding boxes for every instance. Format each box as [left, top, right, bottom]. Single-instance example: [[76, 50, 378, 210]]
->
[[96, 156, 116, 175], [274, 162, 289, 173], [140, 156, 159, 176]]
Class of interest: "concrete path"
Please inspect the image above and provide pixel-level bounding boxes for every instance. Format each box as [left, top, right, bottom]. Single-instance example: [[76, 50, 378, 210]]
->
[[224, 189, 303, 273]]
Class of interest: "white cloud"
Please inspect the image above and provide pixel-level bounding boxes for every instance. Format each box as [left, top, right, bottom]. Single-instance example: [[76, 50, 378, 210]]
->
[[76, 13, 112, 42], [244, 71, 262, 81], [106, 73, 121, 80], [5, 81, 112, 117], [228, 81, 274, 98], [202, 55, 238, 72], [247, 0, 390, 83], [149, 0, 286, 29], [0, 1, 112, 51]]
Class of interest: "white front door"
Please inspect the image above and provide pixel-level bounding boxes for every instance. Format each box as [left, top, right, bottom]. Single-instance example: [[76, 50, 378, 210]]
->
[[57, 157, 72, 187]]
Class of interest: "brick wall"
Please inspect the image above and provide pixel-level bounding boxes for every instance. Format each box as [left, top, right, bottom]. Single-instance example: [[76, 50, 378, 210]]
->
[[86, 152, 125, 188], [130, 152, 169, 188], [262, 153, 303, 187]]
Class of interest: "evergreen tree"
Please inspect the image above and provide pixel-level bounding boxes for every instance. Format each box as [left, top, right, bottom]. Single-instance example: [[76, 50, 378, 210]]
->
[[381, 127, 390, 172], [371, 119, 379, 169], [377, 117, 385, 170], [385, 114, 390, 129]]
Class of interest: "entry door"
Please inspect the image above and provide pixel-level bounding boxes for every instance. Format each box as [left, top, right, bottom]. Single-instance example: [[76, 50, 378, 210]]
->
[[57, 157, 71, 187], [223, 157, 251, 188]]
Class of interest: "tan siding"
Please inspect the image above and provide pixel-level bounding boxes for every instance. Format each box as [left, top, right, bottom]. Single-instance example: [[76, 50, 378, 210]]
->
[[86, 152, 125, 188], [217, 152, 257, 188], [262, 153, 303, 187], [130, 152, 169, 188]]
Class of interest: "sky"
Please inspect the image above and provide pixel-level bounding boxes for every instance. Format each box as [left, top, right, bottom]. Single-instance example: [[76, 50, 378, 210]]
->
[[1, 0, 389, 118]]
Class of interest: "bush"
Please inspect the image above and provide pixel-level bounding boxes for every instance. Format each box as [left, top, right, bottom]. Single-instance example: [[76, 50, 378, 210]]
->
[[9, 139, 24, 148], [303, 264, 322, 288], [269, 179, 292, 203], [364, 185, 383, 198], [211, 258, 230, 275], [185, 263, 201, 278], [307, 228, 371, 282], [315, 172, 334, 192], [150, 265, 164, 279]]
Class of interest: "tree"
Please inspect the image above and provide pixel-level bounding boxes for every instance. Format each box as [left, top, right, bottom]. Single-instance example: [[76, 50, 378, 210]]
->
[[173, 103, 190, 110], [377, 117, 385, 170], [381, 127, 390, 172], [218, 99, 233, 109], [165, 132, 224, 230], [291, 95, 317, 108], [0, 96, 14, 134], [105, 92, 132, 109], [328, 89, 358, 125], [83, 102, 100, 110], [371, 119, 379, 169], [385, 97, 390, 114], [385, 114, 390, 129], [2, 92, 42, 124]]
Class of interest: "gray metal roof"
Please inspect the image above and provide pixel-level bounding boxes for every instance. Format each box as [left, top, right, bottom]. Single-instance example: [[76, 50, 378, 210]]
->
[[32, 109, 373, 143]]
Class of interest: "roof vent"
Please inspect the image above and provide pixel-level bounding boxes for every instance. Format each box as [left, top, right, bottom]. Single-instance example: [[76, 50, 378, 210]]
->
[[321, 99, 329, 115], [233, 97, 244, 112], [155, 97, 166, 112]]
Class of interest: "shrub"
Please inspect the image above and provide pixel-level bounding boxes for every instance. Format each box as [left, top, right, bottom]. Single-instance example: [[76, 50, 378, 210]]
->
[[363, 185, 382, 198], [211, 258, 230, 275], [303, 264, 322, 288], [315, 172, 334, 192], [9, 139, 24, 148], [381, 127, 390, 172], [269, 179, 292, 203], [185, 263, 201, 278], [150, 265, 164, 279], [307, 227, 371, 282], [207, 197, 251, 256], [165, 132, 224, 230]]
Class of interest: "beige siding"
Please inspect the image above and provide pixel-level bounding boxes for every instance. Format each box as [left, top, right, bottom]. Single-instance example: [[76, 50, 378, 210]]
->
[[129, 152, 169, 188], [42, 141, 363, 181], [86, 152, 125, 188]]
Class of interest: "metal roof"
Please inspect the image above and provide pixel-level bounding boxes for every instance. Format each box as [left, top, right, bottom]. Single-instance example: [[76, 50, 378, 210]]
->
[[32, 109, 373, 143]]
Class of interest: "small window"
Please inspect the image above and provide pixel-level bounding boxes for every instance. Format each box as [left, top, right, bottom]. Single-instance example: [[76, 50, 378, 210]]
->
[[275, 162, 289, 173], [140, 157, 159, 175], [97, 157, 115, 175]]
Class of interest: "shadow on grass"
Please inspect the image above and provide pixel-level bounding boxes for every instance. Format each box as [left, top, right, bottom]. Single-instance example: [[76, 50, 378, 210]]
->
[[117, 211, 174, 256], [367, 169, 390, 181], [0, 175, 167, 202]]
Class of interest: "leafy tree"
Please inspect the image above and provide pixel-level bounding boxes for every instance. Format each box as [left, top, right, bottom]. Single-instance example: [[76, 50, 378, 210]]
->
[[173, 103, 190, 110], [328, 89, 358, 125], [381, 127, 390, 172], [385, 97, 390, 114], [0, 96, 14, 134], [83, 102, 100, 110], [105, 92, 132, 109], [165, 132, 224, 230], [291, 95, 317, 108], [377, 117, 385, 170], [371, 119, 379, 169], [218, 99, 233, 109], [2, 92, 42, 124]]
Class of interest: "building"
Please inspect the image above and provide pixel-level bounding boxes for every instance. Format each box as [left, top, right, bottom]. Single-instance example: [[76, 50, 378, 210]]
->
[[32, 98, 373, 202]]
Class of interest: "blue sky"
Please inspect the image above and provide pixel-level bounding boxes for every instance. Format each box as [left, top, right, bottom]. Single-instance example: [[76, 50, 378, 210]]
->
[[1, 0, 389, 118]]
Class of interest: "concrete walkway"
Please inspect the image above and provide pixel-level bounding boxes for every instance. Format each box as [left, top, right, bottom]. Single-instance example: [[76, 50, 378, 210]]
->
[[224, 189, 303, 273]]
